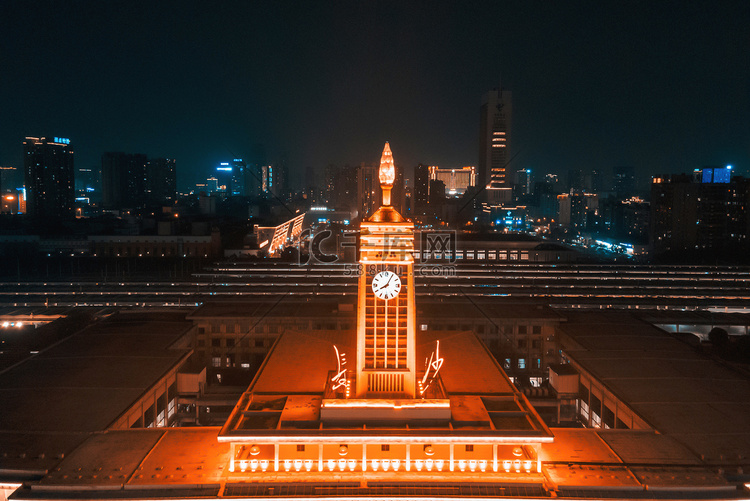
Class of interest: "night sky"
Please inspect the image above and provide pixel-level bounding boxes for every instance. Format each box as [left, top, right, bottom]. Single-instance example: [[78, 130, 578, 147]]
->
[[1, 0, 748, 191]]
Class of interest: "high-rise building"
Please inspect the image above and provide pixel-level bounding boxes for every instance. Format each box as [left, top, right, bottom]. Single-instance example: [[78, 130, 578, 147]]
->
[[392, 163, 406, 216], [544, 173, 560, 191], [328, 164, 358, 210], [260, 165, 274, 194], [101, 152, 148, 209], [230, 159, 246, 196], [567, 168, 586, 194], [651, 170, 749, 256], [75, 167, 99, 197], [429, 166, 476, 196], [478, 88, 512, 203], [590, 168, 606, 193], [324, 164, 339, 205], [556, 193, 587, 228], [413, 163, 430, 211], [0, 166, 19, 193], [357, 162, 378, 219], [214, 160, 249, 196], [272, 162, 288, 197], [613, 166, 635, 199], [23, 136, 75, 218], [514, 168, 532, 198], [146, 158, 176, 204], [102, 153, 175, 208]]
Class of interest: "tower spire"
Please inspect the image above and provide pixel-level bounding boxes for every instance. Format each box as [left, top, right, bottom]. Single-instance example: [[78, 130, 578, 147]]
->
[[379, 142, 395, 206]]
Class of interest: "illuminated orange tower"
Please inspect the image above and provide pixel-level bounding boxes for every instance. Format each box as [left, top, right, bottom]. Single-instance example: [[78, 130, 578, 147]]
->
[[355, 143, 416, 397]]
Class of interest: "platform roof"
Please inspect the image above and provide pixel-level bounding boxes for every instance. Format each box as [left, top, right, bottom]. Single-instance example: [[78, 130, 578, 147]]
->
[[0, 312, 192, 472], [13, 427, 741, 499], [557, 310, 750, 464]]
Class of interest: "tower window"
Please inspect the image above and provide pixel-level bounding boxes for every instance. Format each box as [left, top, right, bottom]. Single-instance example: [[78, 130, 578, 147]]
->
[[381, 444, 390, 451], [297, 445, 305, 452], [465, 444, 474, 452]]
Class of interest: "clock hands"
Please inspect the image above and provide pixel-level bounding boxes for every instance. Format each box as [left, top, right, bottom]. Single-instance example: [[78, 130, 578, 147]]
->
[[376, 274, 394, 292]]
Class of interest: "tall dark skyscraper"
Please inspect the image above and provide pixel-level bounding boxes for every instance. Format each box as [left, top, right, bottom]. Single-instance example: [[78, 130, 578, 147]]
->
[[357, 162, 378, 218], [478, 88, 512, 203], [328, 164, 357, 210], [101, 152, 148, 209], [146, 158, 176, 204], [230, 159, 247, 196], [102, 153, 175, 209], [23, 136, 75, 218], [413, 163, 430, 212], [324, 164, 339, 205], [567, 168, 586, 194], [614, 166, 636, 199], [271, 162, 288, 197]]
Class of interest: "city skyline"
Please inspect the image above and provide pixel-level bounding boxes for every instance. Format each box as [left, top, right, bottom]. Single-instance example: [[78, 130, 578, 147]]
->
[[1, 1, 748, 190]]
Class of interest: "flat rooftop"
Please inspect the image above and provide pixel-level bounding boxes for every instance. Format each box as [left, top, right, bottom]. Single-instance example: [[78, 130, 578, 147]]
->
[[219, 328, 551, 441], [557, 310, 750, 464], [0, 311, 192, 473]]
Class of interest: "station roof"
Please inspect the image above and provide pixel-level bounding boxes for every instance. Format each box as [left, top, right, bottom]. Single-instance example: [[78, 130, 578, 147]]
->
[[0, 312, 192, 472], [636, 309, 750, 326], [30, 427, 227, 492], [557, 310, 750, 464], [12, 426, 742, 499]]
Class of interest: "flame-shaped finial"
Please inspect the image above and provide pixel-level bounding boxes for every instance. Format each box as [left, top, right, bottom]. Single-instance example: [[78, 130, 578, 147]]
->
[[379, 142, 395, 206], [379, 142, 395, 187]]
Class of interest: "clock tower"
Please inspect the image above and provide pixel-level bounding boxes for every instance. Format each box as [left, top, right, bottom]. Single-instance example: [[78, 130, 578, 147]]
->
[[355, 143, 416, 398]]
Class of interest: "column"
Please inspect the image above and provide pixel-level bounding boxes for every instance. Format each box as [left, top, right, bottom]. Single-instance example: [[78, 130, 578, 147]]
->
[[274, 444, 279, 472], [492, 444, 497, 472], [318, 444, 323, 472], [449, 444, 454, 472], [362, 444, 367, 472]]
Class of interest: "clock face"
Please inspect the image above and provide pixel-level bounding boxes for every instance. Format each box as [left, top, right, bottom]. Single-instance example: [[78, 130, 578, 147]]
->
[[371, 270, 401, 300]]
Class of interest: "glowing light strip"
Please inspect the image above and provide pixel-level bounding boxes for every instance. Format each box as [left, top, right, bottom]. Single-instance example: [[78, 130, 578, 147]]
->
[[219, 435, 553, 444], [321, 400, 449, 409], [219, 498, 551, 501]]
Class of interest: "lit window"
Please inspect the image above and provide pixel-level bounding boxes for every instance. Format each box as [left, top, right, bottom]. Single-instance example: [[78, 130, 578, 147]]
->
[[518, 358, 526, 369]]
